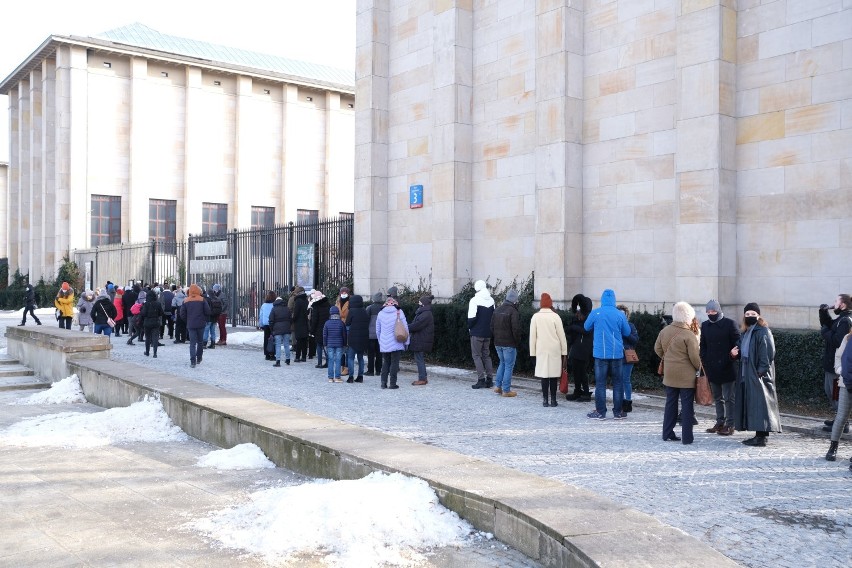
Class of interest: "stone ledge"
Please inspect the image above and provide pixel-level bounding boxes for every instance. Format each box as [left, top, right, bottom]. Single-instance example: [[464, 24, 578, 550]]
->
[[68, 357, 738, 568]]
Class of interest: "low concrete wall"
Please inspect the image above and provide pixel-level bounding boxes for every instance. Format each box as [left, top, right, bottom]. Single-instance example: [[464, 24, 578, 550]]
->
[[5, 326, 111, 381], [12, 329, 736, 567]]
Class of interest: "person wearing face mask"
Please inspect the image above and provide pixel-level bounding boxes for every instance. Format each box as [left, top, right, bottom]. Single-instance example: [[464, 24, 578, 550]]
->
[[700, 300, 741, 436], [730, 303, 782, 446], [335, 287, 351, 374], [819, 294, 852, 432]]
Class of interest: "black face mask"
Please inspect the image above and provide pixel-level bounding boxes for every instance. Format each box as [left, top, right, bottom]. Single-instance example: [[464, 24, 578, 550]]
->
[[834, 308, 843, 315], [707, 313, 720, 322], [744, 316, 758, 326]]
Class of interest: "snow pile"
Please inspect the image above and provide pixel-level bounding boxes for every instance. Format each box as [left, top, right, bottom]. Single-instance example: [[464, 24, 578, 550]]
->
[[191, 471, 472, 567], [197, 443, 276, 470], [10, 374, 86, 405], [225, 332, 264, 348], [0, 395, 188, 448]]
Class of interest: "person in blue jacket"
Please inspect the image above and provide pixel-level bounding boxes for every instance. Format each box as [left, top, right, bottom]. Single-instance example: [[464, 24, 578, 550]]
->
[[584, 289, 632, 420], [323, 306, 348, 382]]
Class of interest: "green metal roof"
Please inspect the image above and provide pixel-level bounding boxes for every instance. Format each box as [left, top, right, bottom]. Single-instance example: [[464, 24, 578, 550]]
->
[[96, 23, 354, 88]]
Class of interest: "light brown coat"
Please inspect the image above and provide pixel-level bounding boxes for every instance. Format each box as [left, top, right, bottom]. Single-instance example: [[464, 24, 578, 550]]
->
[[529, 309, 568, 378], [654, 322, 701, 388]]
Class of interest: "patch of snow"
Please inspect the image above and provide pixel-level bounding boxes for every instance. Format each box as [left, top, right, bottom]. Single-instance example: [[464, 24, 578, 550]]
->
[[9, 374, 86, 405], [0, 395, 188, 448], [190, 471, 472, 568], [225, 332, 264, 348], [197, 443, 276, 470]]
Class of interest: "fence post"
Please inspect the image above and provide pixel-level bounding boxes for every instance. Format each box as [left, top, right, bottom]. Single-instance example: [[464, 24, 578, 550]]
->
[[150, 240, 157, 285], [288, 221, 295, 287], [231, 229, 238, 327]]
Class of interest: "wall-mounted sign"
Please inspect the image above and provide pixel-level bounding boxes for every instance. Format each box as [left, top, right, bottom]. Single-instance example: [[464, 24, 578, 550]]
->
[[409, 184, 423, 209], [195, 240, 228, 257], [190, 259, 232, 274], [296, 244, 315, 290]]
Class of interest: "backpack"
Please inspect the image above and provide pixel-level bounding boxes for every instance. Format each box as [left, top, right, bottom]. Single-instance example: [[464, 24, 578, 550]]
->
[[130, 302, 142, 315], [209, 295, 224, 317]]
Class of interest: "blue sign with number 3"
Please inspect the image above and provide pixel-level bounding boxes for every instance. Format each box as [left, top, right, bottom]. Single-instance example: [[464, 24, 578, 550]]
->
[[409, 185, 423, 209]]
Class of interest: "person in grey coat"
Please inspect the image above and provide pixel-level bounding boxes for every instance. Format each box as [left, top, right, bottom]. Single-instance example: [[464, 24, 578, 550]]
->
[[76, 290, 96, 332], [731, 302, 782, 446], [365, 291, 384, 376]]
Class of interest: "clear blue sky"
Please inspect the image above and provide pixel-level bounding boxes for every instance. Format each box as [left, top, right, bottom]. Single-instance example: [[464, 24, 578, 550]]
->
[[0, 0, 356, 162]]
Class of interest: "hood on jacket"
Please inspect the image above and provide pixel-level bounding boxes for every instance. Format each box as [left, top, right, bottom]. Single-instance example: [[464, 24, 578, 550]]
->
[[26, 284, 33, 291], [187, 284, 203, 299], [329, 306, 340, 317], [381, 304, 398, 314], [505, 289, 519, 305], [672, 301, 696, 324], [419, 295, 433, 307], [116, 288, 124, 296], [212, 283, 222, 293], [97, 290, 110, 301], [83, 290, 95, 302], [294, 286, 305, 295], [474, 280, 487, 292], [571, 293, 592, 315], [349, 295, 364, 308], [273, 297, 286, 306], [146, 290, 158, 302], [600, 289, 616, 308], [371, 291, 383, 303]]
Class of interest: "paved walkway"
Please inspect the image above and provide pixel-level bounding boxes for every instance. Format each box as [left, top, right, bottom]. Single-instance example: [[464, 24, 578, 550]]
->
[[6, 322, 852, 567]]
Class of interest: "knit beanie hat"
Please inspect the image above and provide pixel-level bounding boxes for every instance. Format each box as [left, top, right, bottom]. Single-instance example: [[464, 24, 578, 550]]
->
[[506, 289, 519, 304], [744, 302, 761, 315], [540, 293, 553, 309], [706, 299, 721, 313], [330, 306, 340, 315], [61, 282, 70, 291]]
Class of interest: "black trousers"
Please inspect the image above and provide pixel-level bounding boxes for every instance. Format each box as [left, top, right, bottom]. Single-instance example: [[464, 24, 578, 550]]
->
[[160, 313, 174, 338], [144, 326, 161, 355], [570, 358, 590, 394], [21, 305, 41, 324], [367, 338, 382, 374], [540, 377, 558, 401], [295, 337, 308, 361], [175, 315, 187, 342]]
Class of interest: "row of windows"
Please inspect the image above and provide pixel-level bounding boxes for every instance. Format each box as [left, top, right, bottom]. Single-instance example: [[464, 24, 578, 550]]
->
[[91, 195, 335, 246]]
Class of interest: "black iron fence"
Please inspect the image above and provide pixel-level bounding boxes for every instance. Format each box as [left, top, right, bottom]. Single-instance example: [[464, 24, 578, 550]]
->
[[72, 216, 353, 327]]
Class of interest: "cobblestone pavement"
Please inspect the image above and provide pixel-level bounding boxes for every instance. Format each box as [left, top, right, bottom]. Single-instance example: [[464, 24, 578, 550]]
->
[[8, 323, 850, 568]]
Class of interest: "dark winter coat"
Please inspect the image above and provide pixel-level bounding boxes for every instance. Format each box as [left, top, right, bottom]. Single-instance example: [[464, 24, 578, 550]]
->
[[408, 297, 435, 353], [491, 301, 521, 348], [323, 315, 347, 348], [141, 290, 165, 328], [160, 290, 175, 314], [366, 292, 383, 340], [567, 314, 594, 361], [91, 295, 117, 325], [734, 323, 782, 433], [24, 285, 37, 307], [207, 291, 225, 322], [699, 316, 741, 384], [310, 297, 331, 338], [291, 292, 309, 339], [345, 295, 370, 352], [268, 299, 292, 336], [820, 309, 852, 373], [123, 288, 138, 317], [180, 284, 211, 329]]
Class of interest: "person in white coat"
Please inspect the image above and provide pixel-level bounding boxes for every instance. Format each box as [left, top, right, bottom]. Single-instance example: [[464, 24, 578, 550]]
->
[[530, 293, 568, 408]]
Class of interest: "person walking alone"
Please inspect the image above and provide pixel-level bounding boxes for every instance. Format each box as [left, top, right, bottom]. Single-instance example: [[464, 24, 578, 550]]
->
[[180, 284, 211, 368], [19, 283, 42, 326]]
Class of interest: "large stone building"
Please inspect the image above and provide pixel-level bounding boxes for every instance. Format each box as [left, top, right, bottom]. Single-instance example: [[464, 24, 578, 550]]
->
[[2, 23, 355, 281], [354, 0, 851, 326]]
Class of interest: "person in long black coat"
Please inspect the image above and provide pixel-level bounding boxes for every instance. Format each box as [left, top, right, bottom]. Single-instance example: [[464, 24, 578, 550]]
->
[[310, 294, 331, 368], [122, 284, 139, 335], [268, 296, 292, 366], [408, 295, 435, 386], [291, 287, 309, 362], [566, 294, 593, 401], [141, 289, 165, 357], [345, 295, 370, 382], [700, 299, 741, 436]]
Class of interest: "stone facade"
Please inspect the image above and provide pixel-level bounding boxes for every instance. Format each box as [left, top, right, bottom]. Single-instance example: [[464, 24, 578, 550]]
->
[[355, 0, 852, 327], [2, 31, 355, 281]]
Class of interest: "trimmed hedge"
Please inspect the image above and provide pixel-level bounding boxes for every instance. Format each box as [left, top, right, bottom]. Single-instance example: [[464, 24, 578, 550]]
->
[[396, 302, 824, 404]]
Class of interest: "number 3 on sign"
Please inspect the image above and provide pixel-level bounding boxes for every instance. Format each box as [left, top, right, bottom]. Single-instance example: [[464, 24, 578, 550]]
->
[[409, 185, 423, 209]]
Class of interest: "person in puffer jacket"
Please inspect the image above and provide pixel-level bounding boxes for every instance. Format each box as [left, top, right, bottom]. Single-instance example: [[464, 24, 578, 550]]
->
[[468, 280, 495, 390], [490, 289, 521, 396], [112, 288, 125, 338], [141, 289, 165, 357], [172, 286, 187, 343], [323, 306, 348, 382], [375, 297, 409, 389], [408, 295, 434, 386], [269, 295, 292, 367], [365, 292, 384, 376], [180, 284, 211, 368], [584, 289, 632, 420], [76, 290, 96, 332]]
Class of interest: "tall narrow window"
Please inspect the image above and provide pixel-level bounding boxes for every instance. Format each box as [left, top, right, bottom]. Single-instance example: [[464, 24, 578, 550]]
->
[[149, 199, 177, 254], [91, 195, 121, 246], [338, 212, 354, 261], [251, 206, 275, 256], [202, 203, 228, 235], [296, 208, 319, 244]]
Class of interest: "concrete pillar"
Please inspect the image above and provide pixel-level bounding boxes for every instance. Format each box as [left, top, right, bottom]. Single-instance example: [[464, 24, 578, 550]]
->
[[29, 69, 44, 279], [8, 85, 20, 277], [674, 2, 737, 304], [234, 75, 255, 229], [353, 0, 390, 296], [129, 57, 149, 242], [183, 67, 203, 236], [17, 79, 31, 277], [41, 59, 56, 273], [324, 91, 340, 218], [430, 1, 473, 298], [281, 84, 300, 223], [534, 1, 584, 302]]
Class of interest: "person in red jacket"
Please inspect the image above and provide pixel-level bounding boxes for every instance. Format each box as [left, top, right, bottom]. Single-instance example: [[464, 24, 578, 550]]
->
[[113, 288, 125, 338]]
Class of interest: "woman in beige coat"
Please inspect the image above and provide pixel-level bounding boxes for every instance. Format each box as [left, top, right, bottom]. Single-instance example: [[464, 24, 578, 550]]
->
[[530, 293, 568, 408], [654, 301, 702, 444]]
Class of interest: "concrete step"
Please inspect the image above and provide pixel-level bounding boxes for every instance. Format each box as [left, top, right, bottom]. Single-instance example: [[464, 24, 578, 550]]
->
[[0, 365, 34, 378], [0, 357, 21, 365], [0, 374, 50, 391]]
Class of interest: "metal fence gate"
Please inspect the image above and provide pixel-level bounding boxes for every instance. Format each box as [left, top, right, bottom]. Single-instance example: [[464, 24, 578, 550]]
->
[[73, 216, 353, 328]]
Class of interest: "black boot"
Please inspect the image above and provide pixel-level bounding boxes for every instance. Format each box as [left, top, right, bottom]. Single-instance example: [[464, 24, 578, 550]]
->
[[826, 441, 838, 461], [623, 400, 633, 413], [541, 379, 549, 407], [566, 389, 581, 401], [273, 361, 281, 367], [485, 377, 494, 388], [471, 379, 487, 389]]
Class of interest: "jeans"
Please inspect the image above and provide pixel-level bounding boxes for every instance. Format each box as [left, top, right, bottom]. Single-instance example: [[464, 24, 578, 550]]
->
[[58, 316, 72, 330], [830, 386, 852, 441], [188, 327, 205, 364], [710, 381, 736, 427], [93, 323, 112, 337], [593, 358, 624, 416], [825, 371, 839, 411], [470, 336, 494, 380], [494, 346, 517, 392], [348, 347, 364, 377], [203, 321, 217, 344], [663, 386, 695, 444], [275, 334, 291, 362], [381, 351, 402, 386], [413, 351, 427, 380], [326, 346, 343, 378], [622, 362, 634, 400]]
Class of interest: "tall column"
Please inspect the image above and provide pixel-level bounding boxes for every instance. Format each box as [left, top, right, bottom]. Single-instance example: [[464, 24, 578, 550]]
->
[[353, 0, 390, 295], [534, 1, 584, 302], [17, 78, 31, 277], [42, 59, 56, 272], [280, 84, 298, 223], [29, 68, 43, 278], [183, 67, 203, 236], [430, 1, 473, 297], [674, 2, 737, 303], [56, 45, 88, 254], [324, 91, 340, 218], [234, 75, 253, 228], [8, 85, 20, 277], [129, 57, 149, 242]]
